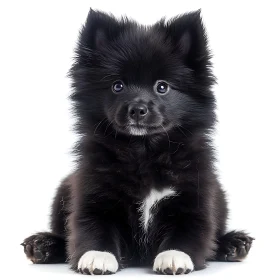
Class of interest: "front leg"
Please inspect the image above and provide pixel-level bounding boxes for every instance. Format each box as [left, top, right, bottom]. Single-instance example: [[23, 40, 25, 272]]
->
[[153, 196, 216, 275], [67, 181, 123, 275]]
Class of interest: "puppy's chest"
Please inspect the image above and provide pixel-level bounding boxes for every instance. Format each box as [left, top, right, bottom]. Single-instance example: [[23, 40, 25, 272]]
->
[[137, 187, 177, 232]]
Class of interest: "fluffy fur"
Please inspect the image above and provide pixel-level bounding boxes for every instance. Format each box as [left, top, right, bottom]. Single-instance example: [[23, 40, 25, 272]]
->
[[22, 9, 254, 275]]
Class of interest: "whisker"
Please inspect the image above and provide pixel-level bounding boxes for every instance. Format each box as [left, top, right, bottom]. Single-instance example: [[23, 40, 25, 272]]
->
[[177, 126, 187, 138], [176, 125, 193, 138], [104, 121, 113, 136], [100, 74, 116, 82], [171, 142, 183, 155], [93, 118, 107, 136], [161, 125, 171, 150], [177, 124, 193, 135], [104, 130, 115, 138]]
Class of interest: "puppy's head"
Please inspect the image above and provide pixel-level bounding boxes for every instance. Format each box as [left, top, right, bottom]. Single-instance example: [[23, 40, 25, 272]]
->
[[71, 9, 216, 137]]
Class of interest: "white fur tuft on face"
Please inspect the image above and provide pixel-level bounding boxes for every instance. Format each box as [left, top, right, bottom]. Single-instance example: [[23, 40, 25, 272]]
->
[[78, 251, 118, 275], [129, 127, 147, 136], [153, 250, 194, 275]]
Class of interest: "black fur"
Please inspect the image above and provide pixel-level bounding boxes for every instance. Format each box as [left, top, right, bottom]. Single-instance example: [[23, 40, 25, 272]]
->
[[22, 9, 254, 274]]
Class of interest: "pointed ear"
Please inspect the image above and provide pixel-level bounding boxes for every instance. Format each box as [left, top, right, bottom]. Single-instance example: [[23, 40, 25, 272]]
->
[[165, 10, 210, 70], [78, 9, 122, 50]]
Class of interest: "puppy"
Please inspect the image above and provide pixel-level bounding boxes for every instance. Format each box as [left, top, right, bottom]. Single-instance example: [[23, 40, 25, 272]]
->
[[22, 9, 254, 275]]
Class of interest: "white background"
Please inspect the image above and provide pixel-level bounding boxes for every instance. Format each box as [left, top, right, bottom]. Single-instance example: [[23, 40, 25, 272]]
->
[[0, 0, 279, 279]]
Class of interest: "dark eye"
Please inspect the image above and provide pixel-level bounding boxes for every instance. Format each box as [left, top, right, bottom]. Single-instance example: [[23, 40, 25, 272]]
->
[[112, 81, 124, 93], [156, 81, 169, 94]]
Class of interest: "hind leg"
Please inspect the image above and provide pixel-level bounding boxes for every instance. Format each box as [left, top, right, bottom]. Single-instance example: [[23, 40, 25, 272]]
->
[[22, 174, 73, 263], [21, 232, 66, 264], [214, 231, 254, 261]]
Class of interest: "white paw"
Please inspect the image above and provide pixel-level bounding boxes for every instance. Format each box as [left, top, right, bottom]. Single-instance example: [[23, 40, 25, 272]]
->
[[78, 251, 118, 275], [153, 250, 194, 275]]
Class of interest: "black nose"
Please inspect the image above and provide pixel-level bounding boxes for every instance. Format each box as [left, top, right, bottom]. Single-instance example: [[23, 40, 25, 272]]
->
[[128, 103, 148, 120]]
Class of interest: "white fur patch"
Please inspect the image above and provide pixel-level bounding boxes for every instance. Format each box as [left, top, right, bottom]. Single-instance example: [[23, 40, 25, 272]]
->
[[78, 251, 118, 274], [139, 188, 176, 231], [129, 127, 147, 136], [153, 250, 194, 274]]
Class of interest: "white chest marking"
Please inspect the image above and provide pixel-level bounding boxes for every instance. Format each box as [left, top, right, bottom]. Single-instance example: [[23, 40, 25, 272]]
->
[[139, 188, 176, 231]]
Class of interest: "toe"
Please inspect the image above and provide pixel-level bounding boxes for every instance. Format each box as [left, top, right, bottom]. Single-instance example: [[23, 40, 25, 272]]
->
[[176, 268, 184, 274], [33, 249, 44, 261], [164, 267, 173, 275], [83, 268, 91, 275], [92, 268, 103, 275], [25, 244, 33, 258]]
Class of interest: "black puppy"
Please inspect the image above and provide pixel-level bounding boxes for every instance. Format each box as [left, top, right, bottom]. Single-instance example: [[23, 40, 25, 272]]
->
[[22, 9, 254, 275]]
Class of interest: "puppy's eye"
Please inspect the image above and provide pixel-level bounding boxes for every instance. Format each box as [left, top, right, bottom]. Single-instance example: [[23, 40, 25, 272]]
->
[[155, 81, 169, 95], [112, 81, 124, 93]]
